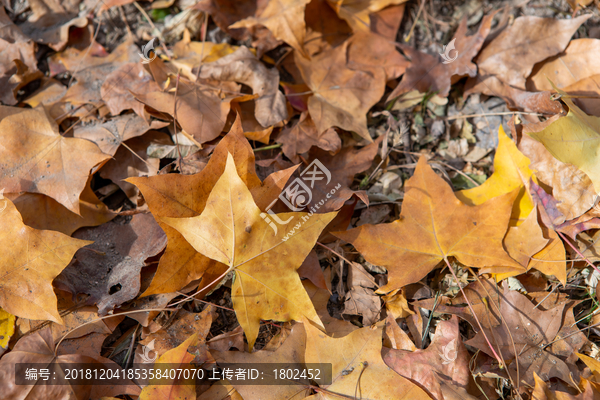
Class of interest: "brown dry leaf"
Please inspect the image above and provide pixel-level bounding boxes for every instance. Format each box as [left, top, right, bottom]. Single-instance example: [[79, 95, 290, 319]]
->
[[231, 100, 274, 144], [74, 114, 168, 156], [388, 14, 495, 100], [304, 320, 431, 399], [528, 39, 600, 91], [335, 157, 523, 293], [134, 70, 234, 144], [0, 328, 140, 400], [277, 111, 341, 162], [474, 15, 590, 89], [161, 153, 337, 349], [0, 107, 110, 214], [198, 380, 244, 400], [54, 213, 167, 316], [325, 0, 407, 33], [466, 289, 572, 386], [211, 323, 311, 399], [295, 40, 384, 141], [197, 46, 288, 127], [383, 314, 416, 351], [347, 31, 409, 81], [101, 62, 158, 119], [384, 316, 471, 400], [128, 117, 297, 297], [140, 306, 216, 359], [57, 38, 140, 107], [18, 0, 88, 51], [193, 0, 268, 41], [231, 0, 311, 57], [298, 249, 329, 291], [99, 131, 171, 200], [303, 0, 352, 56], [0, 198, 90, 322], [23, 78, 68, 120], [9, 175, 116, 236], [342, 262, 381, 325]]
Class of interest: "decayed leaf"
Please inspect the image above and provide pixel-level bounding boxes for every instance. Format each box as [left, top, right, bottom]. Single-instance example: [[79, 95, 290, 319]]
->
[[383, 316, 471, 400], [528, 88, 600, 194], [304, 320, 430, 399], [474, 15, 590, 89], [388, 14, 495, 99], [295, 40, 384, 141], [277, 111, 341, 163], [231, 0, 311, 57], [0, 198, 91, 322], [197, 46, 288, 127], [54, 213, 167, 316], [211, 323, 310, 399], [0, 107, 110, 214], [128, 117, 297, 297], [466, 289, 572, 386], [335, 157, 523, 293], [139, 333, 198, 400], [342, 262, 381, 325], [162, 153, 336, 349], [456, 126, 535, 225]]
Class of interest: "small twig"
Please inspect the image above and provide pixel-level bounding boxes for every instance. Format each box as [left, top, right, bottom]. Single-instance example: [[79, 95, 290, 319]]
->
[[445, 111, 544, 121], [121, 141, 159, 174], [173, 70, 183, 172], [404, 0, 427, 42], [254, 143, 283, 152]]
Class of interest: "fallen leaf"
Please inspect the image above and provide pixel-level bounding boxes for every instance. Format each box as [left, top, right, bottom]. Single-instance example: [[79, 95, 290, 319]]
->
[[0, 308, 15, 356], [303, 278, 358, 337], [54, 213, 167, 316], [342, 262, 381, 325], [532, 373, 600, 400], [101, 62, 158, 119], [162, 153, 336, 349], [456, 126, 535, 226], [384, 316, 471, 400], [335, 157, 523, 293], [326, 0, 407, 33], [347, 31, 409, 81], [197, 46, 288, 127], [503, 206, 548, 268], [295, 40, 385, 141], [231, 0, 311, 57], [382, 288, 414, 320], [74, 114, 168, 156], [383, 314, 415, 351], [527, 87, 600, 194], [518, 126, 596, 221], [474, 15, 590, 89], [10, 175, 116, 235], [0, 107, 110, 214], [0, 198, 90, 322], [18, 0, 88, 51], [466, 288, 572, 386], [277, 111, 341, 163], [128, 117, 297, 297], [389, 14, 495, 99], [304, 320, 431, 399]]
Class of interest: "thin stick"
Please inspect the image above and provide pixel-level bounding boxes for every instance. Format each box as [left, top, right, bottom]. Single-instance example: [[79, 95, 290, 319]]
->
[[194, 12, 209, 81], [254, 143, 283, 152], [173, 70, 183, 172], [404, 0, 426, 42], [121, 141, 159, 174], [445, 111, 544, 121]]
